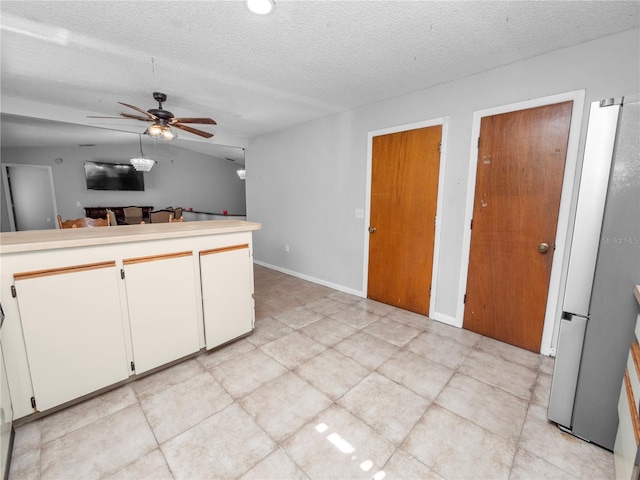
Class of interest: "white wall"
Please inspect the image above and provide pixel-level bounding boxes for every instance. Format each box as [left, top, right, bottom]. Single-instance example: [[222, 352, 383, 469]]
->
[[246, 29, 640, 323], [1, 140, 246, 227]]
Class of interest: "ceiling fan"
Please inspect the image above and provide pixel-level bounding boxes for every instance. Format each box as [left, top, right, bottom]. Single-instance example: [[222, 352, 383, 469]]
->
[[89, 92, 216, 140]]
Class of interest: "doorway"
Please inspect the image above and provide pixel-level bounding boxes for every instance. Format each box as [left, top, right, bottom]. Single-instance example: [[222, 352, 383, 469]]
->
[[463, 101, 573, 352], [367, 124, 443, 316], [1, 164, 58, 231]]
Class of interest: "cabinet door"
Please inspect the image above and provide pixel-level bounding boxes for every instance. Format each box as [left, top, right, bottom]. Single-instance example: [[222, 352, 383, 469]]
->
[[13, 262, 129, 412], [0, 340, 13, 478], [123, 252, 200, 374], [200, 244, 254, 349]]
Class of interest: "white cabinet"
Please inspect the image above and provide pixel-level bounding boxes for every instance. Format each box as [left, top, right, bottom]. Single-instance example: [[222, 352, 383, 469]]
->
[[200, 244, 254, 349], [13, 262, 129, 412], [123, 251, 200, 374]]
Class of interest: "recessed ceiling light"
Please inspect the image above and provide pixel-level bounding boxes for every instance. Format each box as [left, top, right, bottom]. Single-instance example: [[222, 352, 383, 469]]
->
[[246, 0, 275, 15]]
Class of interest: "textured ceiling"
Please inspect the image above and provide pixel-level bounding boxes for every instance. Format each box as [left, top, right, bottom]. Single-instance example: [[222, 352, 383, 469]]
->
[[1, 1, 639, 155]]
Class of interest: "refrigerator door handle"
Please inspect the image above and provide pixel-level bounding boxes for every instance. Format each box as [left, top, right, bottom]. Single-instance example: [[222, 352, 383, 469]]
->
[[547, 313, 588, 429]]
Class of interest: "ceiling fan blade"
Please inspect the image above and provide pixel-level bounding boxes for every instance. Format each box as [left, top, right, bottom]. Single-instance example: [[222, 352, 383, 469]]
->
[[173, 123, 214, 138], [172, 117, 217, 125], [120, 113, 153, 122], [118, 102, 157, 120]]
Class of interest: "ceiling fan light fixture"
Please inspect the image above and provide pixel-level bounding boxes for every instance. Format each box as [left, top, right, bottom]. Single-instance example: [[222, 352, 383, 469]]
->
[[146, 121, 177, 141], [246, 0, 275, 15]]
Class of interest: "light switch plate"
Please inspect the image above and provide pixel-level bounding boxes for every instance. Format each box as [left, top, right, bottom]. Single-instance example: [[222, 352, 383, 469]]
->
[[355, 208, 364, 219]]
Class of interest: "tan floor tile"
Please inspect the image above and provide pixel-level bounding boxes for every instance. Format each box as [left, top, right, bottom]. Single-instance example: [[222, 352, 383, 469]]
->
[[540, 354, 556, 375], [384, 308, 432, 330], [334, 331, 399, 370], [338, 372, 429, 444], [239, 447, 310, 480], [327, 291, 361, 304], [518, 403, 614, 479], [8, 447, 40, 480], [305, 297, 351, 316], [131, 358, 204, 400], [196, 337, 256, 368], [10, 420, 41, 459], [259, 331, 326, 369], [425, 320, 482, 347], [255, 301, 280, 320], [240, 373, 332, 442], [378, 350, 453, 401], [140, 371, 233, 443], [282, 404, 395, 480], [209, 348, 288, 398], [354, 298, 396, 316], [458, 348, 538, 400], [363, 317, 421, 347], [40, 404, 157, 480], [379, 449, 445, 479], [244, 317, 294, 346], [330, 306, 380, 329], [299, 317, 358, 346], [275, 306, 325, 329], [105, 449, 173, 480], [403, 404, 516, 480], [531, 372, 552, 408], [41, 385, 138, 444], [295, 349, 370, 400], [509, 447, 578, 479], [405, 331, 472, 369], [475, 335, 542, 370], [434, 373, 528, 439], [161, 403, 276, 479]]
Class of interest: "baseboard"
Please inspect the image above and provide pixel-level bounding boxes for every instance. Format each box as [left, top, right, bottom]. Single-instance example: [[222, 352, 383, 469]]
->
[[253, 260, 364, 297]]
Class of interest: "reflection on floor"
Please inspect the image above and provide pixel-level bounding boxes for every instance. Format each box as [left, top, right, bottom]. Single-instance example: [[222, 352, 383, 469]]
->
[[9, 265, 613, 479]]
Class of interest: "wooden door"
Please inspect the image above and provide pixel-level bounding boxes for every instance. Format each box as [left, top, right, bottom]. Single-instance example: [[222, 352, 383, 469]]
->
[[463, 102, 572, 352], [368, 125, 442, 315]]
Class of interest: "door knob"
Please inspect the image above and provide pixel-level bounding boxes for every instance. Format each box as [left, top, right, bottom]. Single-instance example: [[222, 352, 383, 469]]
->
[[369, 226, 377, 233], [538, 242, 550, 253]]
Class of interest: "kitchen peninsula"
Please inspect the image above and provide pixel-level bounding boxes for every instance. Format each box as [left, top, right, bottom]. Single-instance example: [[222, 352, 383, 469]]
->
[[0, 220, 261, 421]]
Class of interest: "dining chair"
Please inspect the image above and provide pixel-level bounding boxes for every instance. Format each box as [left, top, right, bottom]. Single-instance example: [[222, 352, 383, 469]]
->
[[149, 210, 174, 223], [173, 207, 183, 220], [105, 209, 117, 227], [123, 206, 143, 218], [57, 215, 110, 229], [169, 216, 184, 223]]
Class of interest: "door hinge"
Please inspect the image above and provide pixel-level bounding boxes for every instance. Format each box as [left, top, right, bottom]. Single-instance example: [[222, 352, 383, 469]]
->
[[470, 219, 473, 230], [121, 269, 125, 280], [438, 142, 441, 153], [477, 137, 481, 149], [31, 396, 37, 409], [11, 285, 17, 298], [464, 294, 467, 304], [429, 285, 432, 295], [130, 361, 135, 372]]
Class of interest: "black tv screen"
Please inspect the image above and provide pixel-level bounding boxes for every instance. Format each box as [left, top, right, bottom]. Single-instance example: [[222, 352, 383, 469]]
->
[[84, 161, 144, 191]]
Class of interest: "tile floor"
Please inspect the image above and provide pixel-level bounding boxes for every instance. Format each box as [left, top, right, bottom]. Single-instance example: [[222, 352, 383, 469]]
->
[[8, 265, 614, 479]]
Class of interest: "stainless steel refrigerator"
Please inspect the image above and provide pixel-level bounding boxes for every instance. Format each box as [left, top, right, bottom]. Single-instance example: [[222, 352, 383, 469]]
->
[[547, 95, 640, 450]]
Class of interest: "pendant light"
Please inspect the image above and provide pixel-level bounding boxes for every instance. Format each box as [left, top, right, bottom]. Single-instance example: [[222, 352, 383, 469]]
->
[[130, 134, 156, 172]]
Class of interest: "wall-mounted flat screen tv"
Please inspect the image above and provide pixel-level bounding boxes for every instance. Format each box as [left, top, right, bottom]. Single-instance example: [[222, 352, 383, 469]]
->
[[84, 161, 145, 191]]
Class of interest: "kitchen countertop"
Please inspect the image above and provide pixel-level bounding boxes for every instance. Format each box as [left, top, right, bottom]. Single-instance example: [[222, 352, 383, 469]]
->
[[0, 220, 261, 254]]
